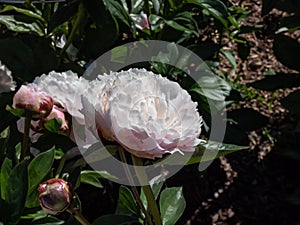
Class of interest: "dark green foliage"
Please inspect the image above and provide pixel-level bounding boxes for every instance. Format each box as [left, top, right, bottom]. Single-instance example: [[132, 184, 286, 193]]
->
[[1, 0, 299, 224]]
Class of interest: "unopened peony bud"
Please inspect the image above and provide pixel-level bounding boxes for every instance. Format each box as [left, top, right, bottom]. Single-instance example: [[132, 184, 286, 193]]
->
[[38, 178, 72, 215], [13, 84, 53, 118]]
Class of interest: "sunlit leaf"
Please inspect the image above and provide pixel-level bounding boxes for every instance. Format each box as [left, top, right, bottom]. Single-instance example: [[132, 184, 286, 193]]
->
[[0, 5, 45, 22], [0, 15, 44, 36], [159, 187, 186, 225], [118, 186, 139, 215], [186, 0, 228, 27], [187, 141, 248, 165], [5, 105, 24, 117], [26, 148, 55, 207], [44, 118, 62, 133]]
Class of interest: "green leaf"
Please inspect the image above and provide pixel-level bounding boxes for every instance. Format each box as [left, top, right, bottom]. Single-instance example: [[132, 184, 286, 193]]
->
[[280, 15, 300, 31], [0, 127, 9, 139], [79, 24, 118, 59], [281, 90, 300, 114], [6, 160, 28, 224], [0, 127, 10, 162], [0, 38, 35, 81], [237, 40, 250, 61], [31, 216, 64, 225], [186, 0, 228, 27], [43, 118, 62, 133], [118, 186, 139, 215], [22, 36, 59, 77], [92, 214, 139, 225], [249, 73, 300, 91], [131, 0, 144, 14], [0, 15, 44, 36], [26, 148, 55, 208], [5, 105, 24, 117], [80, 170, 118, 189], [187, 141, 248, 165], [159, 187, 186, 225], [0, 5, 45, 22], [80, 170, 117, 179], [102, 0, 132, 28], [273, 34, 300, 71], [220, 49, 236, 69], [164, 12, 199, 37], [188, 42, 221, 60], [83, 0, 118, 32], [80, 173, 103, 188], [152, 0, 164, 14], [21, 210, 64, 224], [190, 75, 231, 102], [140, 174, 164, 209], [48, 1, 79, 33], [0, 157, 12, 200]]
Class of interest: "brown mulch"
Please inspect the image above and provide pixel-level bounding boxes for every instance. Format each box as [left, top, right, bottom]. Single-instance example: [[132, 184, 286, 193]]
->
[[171, 1, 300, 225]]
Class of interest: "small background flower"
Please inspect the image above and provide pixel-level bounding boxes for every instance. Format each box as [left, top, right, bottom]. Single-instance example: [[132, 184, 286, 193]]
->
[[0, 61, 16, 93]]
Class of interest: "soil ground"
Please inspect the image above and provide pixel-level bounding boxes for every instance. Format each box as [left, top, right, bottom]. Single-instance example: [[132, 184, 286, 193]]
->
[[170, 1, 300, 224]]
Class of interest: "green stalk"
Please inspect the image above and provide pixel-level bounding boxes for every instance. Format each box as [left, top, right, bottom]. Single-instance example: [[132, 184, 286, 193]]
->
[[144, 0, 151, 17], [119, 148, 154, 225], [21, 115, 31, 161], [131, 155, 163, 225], [67, 208, 91, 225], [55, 155, 66, 178], [60, 2, 85, 57]]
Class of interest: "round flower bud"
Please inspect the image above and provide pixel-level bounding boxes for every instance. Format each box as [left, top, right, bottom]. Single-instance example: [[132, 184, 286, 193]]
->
[[38, 178, 72, 215], [13, 83, 53, 118]]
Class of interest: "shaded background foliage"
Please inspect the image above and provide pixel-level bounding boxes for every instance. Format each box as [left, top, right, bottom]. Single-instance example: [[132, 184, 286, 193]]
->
[[0, 0, 299, 224]]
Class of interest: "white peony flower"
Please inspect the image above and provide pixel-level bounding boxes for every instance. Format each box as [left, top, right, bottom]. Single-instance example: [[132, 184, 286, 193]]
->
[[84, 68, 202, 159], [0, 61, 16, 93], [33, 71, 89, 124]]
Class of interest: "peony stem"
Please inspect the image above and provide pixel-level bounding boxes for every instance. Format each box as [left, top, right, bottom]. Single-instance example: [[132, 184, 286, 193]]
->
[[60, 2, 85, 57], [119, 148, 154, 225], [144, 0, 151, 17], [21, 115, 31, 160], [67, 208, 91, 225], [131, 155, 163, 225], [55, 155, 66, 178]]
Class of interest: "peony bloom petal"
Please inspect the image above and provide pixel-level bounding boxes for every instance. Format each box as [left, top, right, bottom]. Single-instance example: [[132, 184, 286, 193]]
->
[[0, 61, 16, 93], [83, 68, 202, 159], [33, 71, 90, 124]]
